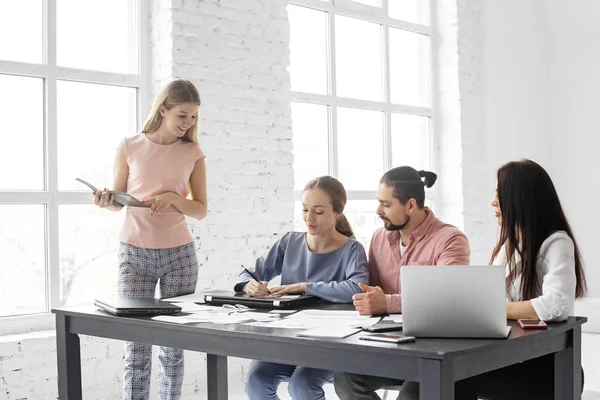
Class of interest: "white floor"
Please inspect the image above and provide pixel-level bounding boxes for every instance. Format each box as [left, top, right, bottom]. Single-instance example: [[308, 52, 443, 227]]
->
[[584, 392, 600, 400]]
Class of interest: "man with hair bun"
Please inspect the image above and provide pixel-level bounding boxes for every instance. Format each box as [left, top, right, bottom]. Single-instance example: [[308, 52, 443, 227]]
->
[[334, 166, 471, 400]]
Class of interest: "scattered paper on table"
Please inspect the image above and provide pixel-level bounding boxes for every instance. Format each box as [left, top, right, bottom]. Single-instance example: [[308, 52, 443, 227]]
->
[[268, 309, 298, 314], [287, 309, 374, 321], [296, 326, 361, 339]]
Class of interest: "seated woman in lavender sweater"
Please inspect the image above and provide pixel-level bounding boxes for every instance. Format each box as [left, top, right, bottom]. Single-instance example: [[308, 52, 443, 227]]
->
[[234, 176, 369, 400]]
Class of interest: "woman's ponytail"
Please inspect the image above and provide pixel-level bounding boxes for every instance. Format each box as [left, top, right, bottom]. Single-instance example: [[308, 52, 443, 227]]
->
[[335, 213, 353, 237]]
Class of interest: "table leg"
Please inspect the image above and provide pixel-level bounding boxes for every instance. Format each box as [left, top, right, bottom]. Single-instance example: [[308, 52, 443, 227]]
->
[[555, 326, 582, 400], [56, 314, 82, 400], [419, 358, 454, 400], [207, 353, 228, 400]]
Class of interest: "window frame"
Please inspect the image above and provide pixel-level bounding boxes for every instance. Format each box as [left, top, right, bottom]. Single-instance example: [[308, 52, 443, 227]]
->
[[290, 0, 436, 207], [0, 0, 149, 335]]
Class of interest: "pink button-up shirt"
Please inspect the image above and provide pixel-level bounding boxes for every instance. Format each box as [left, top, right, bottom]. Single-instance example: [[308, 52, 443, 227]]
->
[[368, 208, 471, 313]]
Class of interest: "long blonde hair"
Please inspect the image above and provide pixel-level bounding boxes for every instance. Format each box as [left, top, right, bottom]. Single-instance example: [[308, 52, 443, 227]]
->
[[142, 79, 201, 143]]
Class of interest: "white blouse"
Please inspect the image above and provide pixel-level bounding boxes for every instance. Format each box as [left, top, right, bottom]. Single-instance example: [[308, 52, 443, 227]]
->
[[498, 231, 576, 322]]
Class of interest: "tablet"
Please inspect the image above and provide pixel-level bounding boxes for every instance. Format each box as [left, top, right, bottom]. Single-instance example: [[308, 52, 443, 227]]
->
[[76, 178, 149, 208]]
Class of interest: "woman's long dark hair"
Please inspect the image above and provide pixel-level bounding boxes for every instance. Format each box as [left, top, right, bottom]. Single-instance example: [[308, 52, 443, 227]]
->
[[490, 159, 586, 300]]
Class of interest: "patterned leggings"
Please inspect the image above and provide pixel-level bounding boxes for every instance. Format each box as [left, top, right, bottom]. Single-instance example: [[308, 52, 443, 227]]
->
[[117, 242, 199, 400]]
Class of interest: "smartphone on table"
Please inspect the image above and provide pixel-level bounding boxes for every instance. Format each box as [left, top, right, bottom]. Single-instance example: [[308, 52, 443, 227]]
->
[[359, 333, 415, 343], [517, 319, 548, 329], [361, 322, 403, 333]]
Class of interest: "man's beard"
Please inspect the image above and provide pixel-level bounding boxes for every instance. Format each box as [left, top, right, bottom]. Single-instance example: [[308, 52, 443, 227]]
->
[[381, 216, 410, 231]]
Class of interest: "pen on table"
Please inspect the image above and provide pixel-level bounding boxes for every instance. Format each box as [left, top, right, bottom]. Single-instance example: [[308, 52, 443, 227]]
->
[[241, 264, 271, 294]]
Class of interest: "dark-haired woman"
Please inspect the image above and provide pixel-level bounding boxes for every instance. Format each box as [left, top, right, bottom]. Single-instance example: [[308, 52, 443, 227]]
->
[[235, 176, 369, 400], [398, 159, 587, 400]]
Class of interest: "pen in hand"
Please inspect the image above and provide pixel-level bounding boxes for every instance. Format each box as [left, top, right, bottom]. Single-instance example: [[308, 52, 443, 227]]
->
[[241, 264, 271, 295]]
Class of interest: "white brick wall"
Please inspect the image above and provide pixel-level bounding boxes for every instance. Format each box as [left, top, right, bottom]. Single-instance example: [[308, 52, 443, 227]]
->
[[432, 0, 466, 233], [150, 0, 294, 397], [433, 0, 492, 265], [165, 0, 295, 297], [0, 332, 254, 399]]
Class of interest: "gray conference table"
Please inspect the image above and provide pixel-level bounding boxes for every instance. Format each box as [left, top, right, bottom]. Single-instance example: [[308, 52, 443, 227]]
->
[[52, 304, 585, 400]]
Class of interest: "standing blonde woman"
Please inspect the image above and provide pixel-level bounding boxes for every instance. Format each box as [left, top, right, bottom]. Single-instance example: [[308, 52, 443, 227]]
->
[[93, 79, 207, 399]]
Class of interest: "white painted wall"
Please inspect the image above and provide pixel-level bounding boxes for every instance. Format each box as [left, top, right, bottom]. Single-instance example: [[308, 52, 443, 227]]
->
[[543, 0, 600, 300], [477, 0, 553, 264], [480, 0, 600, 298]]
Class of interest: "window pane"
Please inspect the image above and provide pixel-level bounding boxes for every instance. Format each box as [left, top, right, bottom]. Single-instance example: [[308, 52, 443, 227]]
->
[[59, 205, 125, 306], [348, 0, 381, 7], [0, 205, 46, 316], [337, 107, 383, 190], [57, 0, 138, 74], [335, 16, 383, 102], [0, 74, 44, 190], [391, 114, 431, 170], [389, 0, 430, 25], [57, 81, 137, 191], [288, 5, 328, 95], [344, 199, 381, 252], [292, 102, 329, 190], [0, 0, 43, 64], [389, 28, 430, 106], [425, 198, 434, 211]]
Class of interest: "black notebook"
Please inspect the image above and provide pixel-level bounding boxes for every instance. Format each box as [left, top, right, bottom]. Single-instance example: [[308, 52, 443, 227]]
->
[[203, 292, 318, 309]]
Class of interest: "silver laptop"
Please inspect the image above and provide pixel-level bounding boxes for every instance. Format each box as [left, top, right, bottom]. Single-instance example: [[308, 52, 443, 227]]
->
[[401, 266, 511, 338]]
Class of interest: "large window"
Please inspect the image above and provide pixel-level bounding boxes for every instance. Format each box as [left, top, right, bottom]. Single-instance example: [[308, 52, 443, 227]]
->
[[288, 0, 433, 248], [0, 0, 145, 326]]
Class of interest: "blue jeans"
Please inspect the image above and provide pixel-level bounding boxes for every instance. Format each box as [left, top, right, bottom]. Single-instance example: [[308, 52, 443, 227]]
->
[[246, 360, 334, 400]]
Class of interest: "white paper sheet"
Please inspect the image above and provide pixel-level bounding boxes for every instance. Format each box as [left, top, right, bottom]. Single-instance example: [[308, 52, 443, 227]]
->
[[268, 309, 298, 315], [245, 318, 324, 329], [179, 303, 217, 313], [287, 309, 374, 320], [296, 326, 361, 339], [245, 316, 375, 330]]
